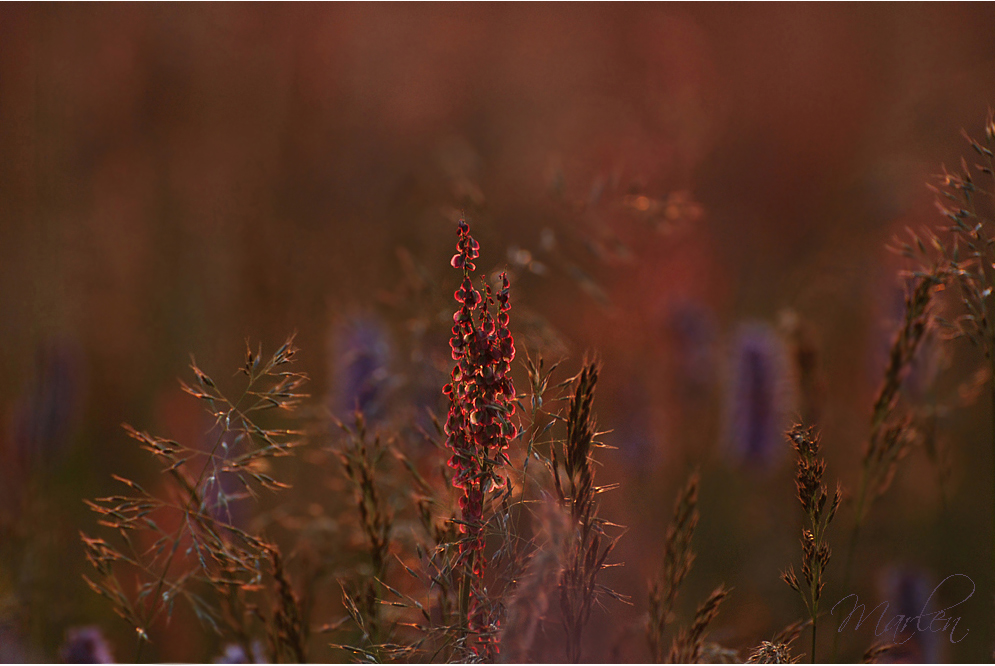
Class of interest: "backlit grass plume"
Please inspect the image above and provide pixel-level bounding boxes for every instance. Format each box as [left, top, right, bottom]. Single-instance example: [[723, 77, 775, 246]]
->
[[550, 361, 626, 663], [333, 412, 396, 653], [81, 336, 307, 661], [919, 112, 995, 618], [829, 234, 952, 661], [857, 263, 950, 526]]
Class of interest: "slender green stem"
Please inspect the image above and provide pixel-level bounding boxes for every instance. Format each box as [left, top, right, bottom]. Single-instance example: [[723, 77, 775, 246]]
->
[[839, 482, 866, 597], [811, 616, 817, 664], [832, 469, 867, 663], [810, 517, 821, 664], [990, 348, 995, 646], [136, 535, 182, 662], [458, 559, 472, 652], [977, 158, 995, 653], [514, 400, 542, 559]]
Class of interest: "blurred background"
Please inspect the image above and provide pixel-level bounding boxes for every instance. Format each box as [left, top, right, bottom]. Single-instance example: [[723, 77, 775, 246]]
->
[[3, 3, 995, 662]]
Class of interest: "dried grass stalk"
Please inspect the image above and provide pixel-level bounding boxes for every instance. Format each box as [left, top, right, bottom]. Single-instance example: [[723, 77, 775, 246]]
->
[[81, 336, 308, 661], [552, 361, 626, 663], [667, 585, 730, 664], [746, 641, 799, 664], [648, 471, 700, 663], [861, 642, 897, 664], [497, 499, 570, 663], [781, 424, 840, 664]]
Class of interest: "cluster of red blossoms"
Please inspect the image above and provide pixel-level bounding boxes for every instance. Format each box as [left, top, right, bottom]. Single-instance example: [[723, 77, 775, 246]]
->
[[443, 220, 518, 570]]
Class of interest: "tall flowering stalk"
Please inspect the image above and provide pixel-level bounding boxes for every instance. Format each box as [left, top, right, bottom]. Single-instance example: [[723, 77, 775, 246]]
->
[[926, 114, 995, 637], [781, 424, 841, 664], [442, 219, 518, 652]]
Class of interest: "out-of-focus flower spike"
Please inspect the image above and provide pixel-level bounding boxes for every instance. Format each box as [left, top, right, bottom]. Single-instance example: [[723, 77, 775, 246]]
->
[[59, 626, 115, 664], [666, 300, 718, 401], [12, 339, 83, 469], [724, 322, 793, 470], [329, 314, 394, 421], [877, 567, 943, 663]]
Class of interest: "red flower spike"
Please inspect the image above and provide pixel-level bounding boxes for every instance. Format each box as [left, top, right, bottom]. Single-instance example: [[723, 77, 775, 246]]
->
[[441, 219, 517, 656]]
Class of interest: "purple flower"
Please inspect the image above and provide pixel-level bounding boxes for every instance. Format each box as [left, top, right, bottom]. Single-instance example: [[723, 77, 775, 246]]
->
[[59, 626, 114, 663], [607, 375, 654, 465], [724, 322, 792, 470], [665, 300, 718, 400], [0, 622, 27, 662], [12, 340, 83, 467], [878, 567, 942, 663], [214, 641, 267, 663], [329, 315, 394, 420]]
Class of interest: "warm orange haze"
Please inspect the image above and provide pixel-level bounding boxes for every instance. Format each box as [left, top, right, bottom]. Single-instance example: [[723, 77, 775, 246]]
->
[[2, 4, 995, 663]]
